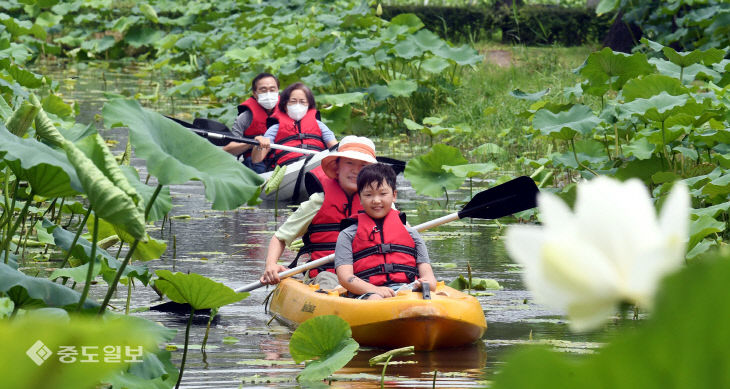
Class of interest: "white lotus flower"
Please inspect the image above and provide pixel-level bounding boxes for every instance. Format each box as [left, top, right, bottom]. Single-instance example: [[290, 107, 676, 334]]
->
[[505, 177, 689, 332]]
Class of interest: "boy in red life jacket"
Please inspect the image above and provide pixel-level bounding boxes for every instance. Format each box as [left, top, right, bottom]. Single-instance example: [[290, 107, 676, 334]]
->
[[223, 73, 280, 173], [335, 163, 437, 300], [259, 136, 378, 289]]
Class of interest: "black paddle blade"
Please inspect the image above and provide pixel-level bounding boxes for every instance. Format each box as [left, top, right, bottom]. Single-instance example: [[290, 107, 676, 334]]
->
[[375, 156, 406, 175], [458, 176, 539, 220], [193, 117, 230, 133], [149, 300, 211, 315]]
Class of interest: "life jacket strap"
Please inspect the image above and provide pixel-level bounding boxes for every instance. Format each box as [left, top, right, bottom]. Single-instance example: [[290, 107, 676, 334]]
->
[[352, 243, 417, 261]]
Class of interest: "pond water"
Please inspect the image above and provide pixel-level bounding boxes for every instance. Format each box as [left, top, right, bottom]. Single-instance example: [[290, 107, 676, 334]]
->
[[36, 62, 611, 388]]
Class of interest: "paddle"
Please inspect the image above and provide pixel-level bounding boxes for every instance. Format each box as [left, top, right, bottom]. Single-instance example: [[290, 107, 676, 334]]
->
[[150, 176, 539, 313], [166, 116, 407, 174]]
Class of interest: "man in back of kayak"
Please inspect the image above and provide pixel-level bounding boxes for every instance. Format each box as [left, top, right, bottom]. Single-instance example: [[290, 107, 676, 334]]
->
[[259, 136, 377, 289], [335, 163, 437, 300], [223, 73, 280, 173]]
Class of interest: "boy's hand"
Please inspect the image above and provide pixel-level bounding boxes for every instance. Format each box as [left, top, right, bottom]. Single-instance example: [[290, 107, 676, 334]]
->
[[373, 286, 396, 299], [414, 277, 437, 292], [260, 263, 288, 285]]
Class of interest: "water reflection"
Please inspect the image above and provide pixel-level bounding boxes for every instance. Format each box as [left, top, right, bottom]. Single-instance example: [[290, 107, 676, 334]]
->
[[35, 62, 607, 388]]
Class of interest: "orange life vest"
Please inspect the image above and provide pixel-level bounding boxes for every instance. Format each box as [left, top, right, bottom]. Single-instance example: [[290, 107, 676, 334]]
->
[[271, 109, 326, 167], [298, 176, 363, 278], [351, 209, 418, 286]]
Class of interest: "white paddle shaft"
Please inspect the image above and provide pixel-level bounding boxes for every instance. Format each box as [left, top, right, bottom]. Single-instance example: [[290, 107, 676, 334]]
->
[[203, 132, 320, 155]]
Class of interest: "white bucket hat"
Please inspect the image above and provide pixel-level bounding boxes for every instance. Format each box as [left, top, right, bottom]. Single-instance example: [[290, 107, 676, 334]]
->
[[321, 136, 377, 179]]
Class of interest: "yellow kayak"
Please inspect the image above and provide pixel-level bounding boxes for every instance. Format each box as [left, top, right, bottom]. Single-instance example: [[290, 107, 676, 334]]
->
[[268, 278, 487, 351]]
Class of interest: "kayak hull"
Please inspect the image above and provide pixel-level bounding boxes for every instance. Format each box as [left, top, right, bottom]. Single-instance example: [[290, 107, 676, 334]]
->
[[258, 150, 330, 203], [268, 278, 487, 351]]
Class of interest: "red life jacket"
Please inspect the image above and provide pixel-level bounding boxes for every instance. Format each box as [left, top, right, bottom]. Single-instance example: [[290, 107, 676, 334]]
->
[[237, 97, 280, 159], [351, 209, 418, 286], [298, 176, 363, 278], [271, 109, 326, 167]]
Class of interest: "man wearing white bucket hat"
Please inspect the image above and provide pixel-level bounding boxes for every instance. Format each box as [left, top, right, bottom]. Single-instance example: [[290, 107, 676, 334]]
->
[[260, 136, 381, 289]]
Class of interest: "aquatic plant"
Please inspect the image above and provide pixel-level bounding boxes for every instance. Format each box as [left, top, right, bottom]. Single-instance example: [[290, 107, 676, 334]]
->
[[289, 315, 360, 382], [504, 176, 689, 331]]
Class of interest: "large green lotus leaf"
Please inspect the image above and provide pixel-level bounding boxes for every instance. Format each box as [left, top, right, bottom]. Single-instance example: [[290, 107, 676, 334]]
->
[[76, 134, 142, 208], [86, 217, 166, 263], [392, 38, 423, 59], [404, 144, 467, 198], [389, 13, 424, 33], [0, 262, 99, 310], [387, 79, 417, 98], [691, 201, 730, 220], [649, 58, 722, 83], [433, 43, 481, 66], [533, 104, 600, 140], [686, 239, 717, 261], [701, 173, 730, 198], [8, 64, 43, 88], [621, 74, 688, 102], [614, 156, 664, 184], [45, 219, 151, 285], [124, 26, 165, 48], [62, 139, 146, 241], [317, 92, 365, 105], [104, 349, 178, 389], [421, 56, 450, 74], [41, 93, 73, 118], [573, 139, 609, 165], [442, 162, 497, 178], [49, 259, 102, 285], [403, 118, 425, 131], [448, 275, 502, 291], [352, 38, 380, 53], [622, 92, 707, 122], [713, 153, 730, 169], [673, 146, 698, 160], [0, 312, 166, 389], [119, 165, 171, 222], [102, 99, 263, 210], [662, 46, 726, 68], [689, 215, 725, 249], [622, 137, 656, 160], [580, 48, 654, 92], [491, 254, 730, 389], [154, 270, 248, 310], [470, 143, 508, 158], [412, 29, 444, 52], [639, 126, 687, 147], [0, 125, 81, 197], [289, 315, 359, 381]]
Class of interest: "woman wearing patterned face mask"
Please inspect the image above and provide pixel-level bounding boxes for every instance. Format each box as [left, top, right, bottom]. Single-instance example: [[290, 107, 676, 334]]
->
[[252, 82, 338, 168]]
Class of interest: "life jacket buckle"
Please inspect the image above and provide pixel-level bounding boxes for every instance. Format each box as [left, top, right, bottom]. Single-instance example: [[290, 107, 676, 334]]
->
[[378, 243, 391, 254], [297, 133, 306, 140], [381, 263, 395, 273]]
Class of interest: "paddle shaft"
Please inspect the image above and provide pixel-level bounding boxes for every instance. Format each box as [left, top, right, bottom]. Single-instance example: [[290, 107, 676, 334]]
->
[[191, 128, 320, 156], [235, 212, 461, 293]]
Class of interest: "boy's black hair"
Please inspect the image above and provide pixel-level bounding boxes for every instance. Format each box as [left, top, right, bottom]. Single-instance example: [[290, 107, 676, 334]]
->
[[357, 163, 397, 194], [251, 73, 279, 92]]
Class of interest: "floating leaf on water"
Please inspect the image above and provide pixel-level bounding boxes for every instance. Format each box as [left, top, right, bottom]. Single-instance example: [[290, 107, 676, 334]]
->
[[290, 315, 359, 382], [222, 336, 239, 344], [237, 359, 296, 366], [171, 215, 192, 220]]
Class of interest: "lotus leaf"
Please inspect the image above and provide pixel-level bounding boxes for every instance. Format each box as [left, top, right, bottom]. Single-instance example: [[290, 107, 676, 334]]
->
[[662, 46, 726, 68], [471, 143, 508, 158], [689, 215, 725, 250], [102, 98, 263, 210], [713, 153, 730, 169], [105, 350, 178, 389], [0, 262, 99, 310], [448, 275, 502, 291], [701, 173, 730, 198], [318, 92, 365, 105], [0, 124, 81, 197], [614, 156, 664, 184], [691, 201, 730, 220], [86, 217, 166, 263], [289, 315, 359, 381], [623, 92, 708, 123], [622, 137, 656, 160], [403, 118, 424, 131], [154, 270, 248, 310], [532, 105, 600, 140], [389, 13, 424, 33], [433, 43, 481, 66], [580, 48, 654, 94], [621, 74, 688, 102], [7, 64, 43, 88], [45, 219, 151, 285], [119, 165, 171, 222], [510, 88, 550, 101], [442, 162, 497, 178], [0, 312, 166, 389], [421, 56, 450, 74], [392, 37, 423, 59], [649, 58, 722, 83], [62, 139, 146, 241], [411, 29, 443, 52], [404, 144, 467, 198], [386, 79, 417, 98]]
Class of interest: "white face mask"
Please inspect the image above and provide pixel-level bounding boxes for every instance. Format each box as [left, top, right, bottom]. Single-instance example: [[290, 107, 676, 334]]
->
[[287, 104, 308, 121], [257, 92, 278, 110]]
